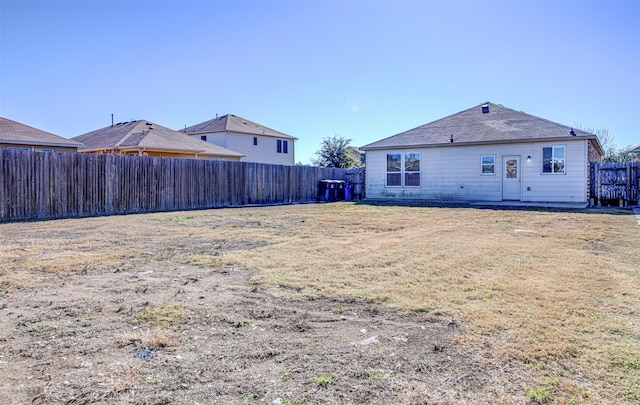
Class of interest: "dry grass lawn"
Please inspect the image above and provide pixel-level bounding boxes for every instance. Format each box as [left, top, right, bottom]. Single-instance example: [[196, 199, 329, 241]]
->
[[1, 202, 638, 404]]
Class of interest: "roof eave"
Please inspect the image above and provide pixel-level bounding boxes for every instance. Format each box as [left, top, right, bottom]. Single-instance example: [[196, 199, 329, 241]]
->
[[227, 131, 298, 140], [1, 139, 83, 148], [361, 136, 602, 151], [186, 129, 297, 141]]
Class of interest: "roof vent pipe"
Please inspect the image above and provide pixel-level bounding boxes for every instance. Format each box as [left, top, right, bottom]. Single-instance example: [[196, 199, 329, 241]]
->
[[450, 134, 454, 143], [569, 128, 576, 136], [481, 104, 490, 114], [111, 114, 114, 127]]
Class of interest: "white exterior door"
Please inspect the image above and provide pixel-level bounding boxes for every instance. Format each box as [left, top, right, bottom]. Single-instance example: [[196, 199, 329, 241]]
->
[[502, 155, 521, 201]]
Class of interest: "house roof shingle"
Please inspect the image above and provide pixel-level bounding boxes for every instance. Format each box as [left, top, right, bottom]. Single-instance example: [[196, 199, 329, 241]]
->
[[361, 102, 603, 153], [0, 116, 83, 148], [182, 114, 297, 140], [623, 144, 640, 154], [72, 120, 245, 157]]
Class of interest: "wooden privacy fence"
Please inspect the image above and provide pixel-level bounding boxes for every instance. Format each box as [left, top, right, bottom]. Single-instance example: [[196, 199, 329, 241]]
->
[[589, 162, 640, 206], [0, 150, 354, 222], [344, 167, 366, 200]]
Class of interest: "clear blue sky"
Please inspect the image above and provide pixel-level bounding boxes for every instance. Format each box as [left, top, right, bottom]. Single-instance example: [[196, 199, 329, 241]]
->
[[1, 0, 638, 164]]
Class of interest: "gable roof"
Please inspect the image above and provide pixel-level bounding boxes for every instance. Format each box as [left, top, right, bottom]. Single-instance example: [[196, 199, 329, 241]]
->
[[72, 120, 244, 158], [0, 116, 83, 148], [182, 114, 297, 140], [361, 102, 603, 154]]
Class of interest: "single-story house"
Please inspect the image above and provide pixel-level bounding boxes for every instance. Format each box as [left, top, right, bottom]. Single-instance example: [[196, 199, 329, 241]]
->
[[72, 120, 245, 160], [181, 114, 297, 165], [360, 102, 604, 204], [0, 116, 83, 152]]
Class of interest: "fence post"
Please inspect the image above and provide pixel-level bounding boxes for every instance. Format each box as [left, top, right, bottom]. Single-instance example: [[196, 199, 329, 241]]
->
[[627, 165, 632, 207], [595, 163, 601, 206]]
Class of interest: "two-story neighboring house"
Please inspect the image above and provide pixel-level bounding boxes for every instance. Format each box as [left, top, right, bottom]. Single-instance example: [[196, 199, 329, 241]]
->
[[181, 114, 297, 165]]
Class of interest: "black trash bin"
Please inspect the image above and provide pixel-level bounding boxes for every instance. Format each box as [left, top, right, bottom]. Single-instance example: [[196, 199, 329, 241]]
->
[[318, 180, 345, 202]]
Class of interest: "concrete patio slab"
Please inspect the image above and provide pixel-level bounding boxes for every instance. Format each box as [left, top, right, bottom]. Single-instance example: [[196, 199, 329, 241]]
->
[[470, 201, 588, 209]]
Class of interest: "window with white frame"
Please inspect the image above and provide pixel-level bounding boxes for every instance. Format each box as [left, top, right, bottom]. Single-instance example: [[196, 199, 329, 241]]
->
[[542, 146, 565, 174], [404, 152, 421, 186], [386, 152, 420, 187], [386, 153, 401, 186], [481, 155, 495, 175]]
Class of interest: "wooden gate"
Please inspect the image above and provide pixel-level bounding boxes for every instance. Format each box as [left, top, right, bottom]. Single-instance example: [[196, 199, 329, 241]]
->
[[589, 162, 640, 206]]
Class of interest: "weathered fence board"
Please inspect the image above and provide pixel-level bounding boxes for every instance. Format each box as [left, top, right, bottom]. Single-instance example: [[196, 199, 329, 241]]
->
[[589, 162, 640, 206], [0, 151, 362, 222]]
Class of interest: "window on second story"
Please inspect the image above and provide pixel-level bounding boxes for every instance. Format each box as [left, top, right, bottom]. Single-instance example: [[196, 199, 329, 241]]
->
[[253, 137, 258, 146], [283, 140, 288, 154], [277, 139, 282, 153], [200, 135, 207, 141]]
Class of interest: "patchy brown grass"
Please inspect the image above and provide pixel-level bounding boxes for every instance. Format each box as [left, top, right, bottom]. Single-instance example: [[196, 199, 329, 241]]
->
[[217, 203, 639, 403], [0, 203, 638, 403]]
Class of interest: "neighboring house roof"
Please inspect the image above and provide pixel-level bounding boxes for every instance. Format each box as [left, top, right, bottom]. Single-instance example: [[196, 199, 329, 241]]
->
[[182, 114, 298, 140], [72, 120, 244, 158], [0, 116, 83, 148], [361, 102, 604, 155], [623, 144, 640, 154]]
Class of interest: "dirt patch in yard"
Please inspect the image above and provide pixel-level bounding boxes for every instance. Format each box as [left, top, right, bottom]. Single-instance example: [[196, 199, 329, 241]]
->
[[1, 203, 638, 404], [0, 263, 518, 405]]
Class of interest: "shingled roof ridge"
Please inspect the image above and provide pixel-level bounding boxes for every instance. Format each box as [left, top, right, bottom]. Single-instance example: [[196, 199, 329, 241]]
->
[[0, 116, 84, 146], [183, 114, 229, 133], [227, 114, 285, 134], [114, 120, 147, 148], [364, 102, 495, 146], [0, 116, 58, 138]]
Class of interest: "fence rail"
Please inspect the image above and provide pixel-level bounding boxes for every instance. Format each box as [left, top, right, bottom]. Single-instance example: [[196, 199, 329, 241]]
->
[[0, 150, 355, 222], [589, 162, 640, 206]]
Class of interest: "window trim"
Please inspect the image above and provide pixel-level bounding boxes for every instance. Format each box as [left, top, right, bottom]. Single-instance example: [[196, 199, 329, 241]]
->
[[541, 145, 566, 174], [481, 154, 496, 175], [386, 153, 401, 187], [404, 152, 421, 187], [386, 151, 421, 187]]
